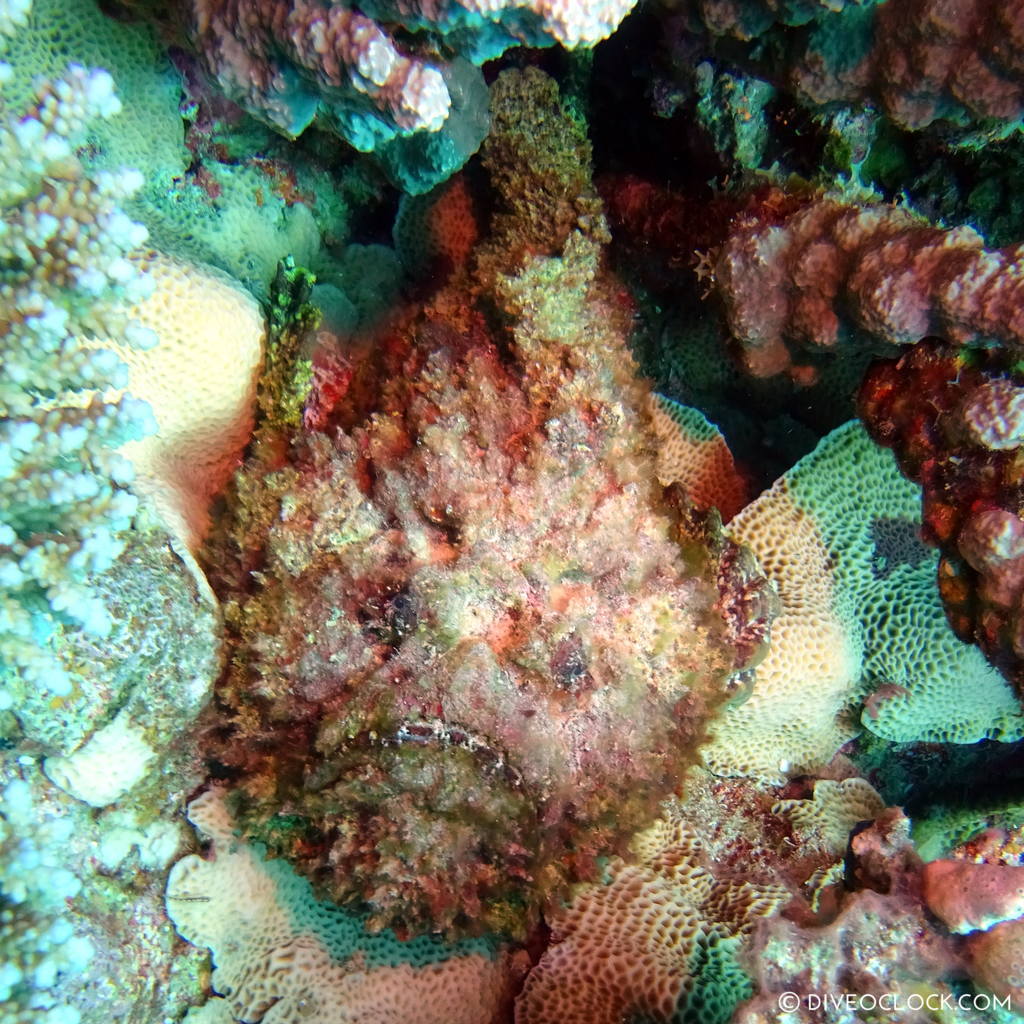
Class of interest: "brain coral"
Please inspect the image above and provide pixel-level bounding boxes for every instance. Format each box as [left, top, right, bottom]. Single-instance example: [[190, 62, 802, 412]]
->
[[699, 421, 1023, 783]]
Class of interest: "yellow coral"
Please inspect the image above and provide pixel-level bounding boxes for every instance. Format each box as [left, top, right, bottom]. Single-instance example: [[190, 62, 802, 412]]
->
[[774, 778, 886, 855], [102, 251, 265, 554]]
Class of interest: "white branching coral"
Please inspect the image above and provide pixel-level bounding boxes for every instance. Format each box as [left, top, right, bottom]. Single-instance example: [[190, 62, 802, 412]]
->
[[0, 61, 157, 705]]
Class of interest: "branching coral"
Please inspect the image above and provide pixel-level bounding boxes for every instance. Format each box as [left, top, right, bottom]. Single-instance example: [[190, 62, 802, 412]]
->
[[669, 0, 1024, 140], [713, 190, 1024, 381], [681, 0, 880, 42], [0, 60, 157, 707], [795, 0, 1024, 132]]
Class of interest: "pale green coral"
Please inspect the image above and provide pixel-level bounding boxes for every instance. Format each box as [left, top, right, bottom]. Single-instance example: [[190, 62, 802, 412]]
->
[[782, 422, 1024, 745]]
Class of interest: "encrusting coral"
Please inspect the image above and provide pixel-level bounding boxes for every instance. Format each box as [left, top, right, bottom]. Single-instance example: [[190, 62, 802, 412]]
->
[[649, 394, 748, 522], [699, 420, 1023, 783], [514, 807, 790, 1024], [167, 789, 524, 1024], [195, 67, 773, 942], [92, 250, 266, 556]]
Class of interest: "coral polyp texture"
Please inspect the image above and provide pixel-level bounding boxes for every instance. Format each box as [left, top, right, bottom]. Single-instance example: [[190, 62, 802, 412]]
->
[[167, 790, 523, 1024], [514, 809, 789, 1024], [199, 69, 768, 940], [649, 394, 748, 522], [713, 190, 1024, 382], [793, 0, 1024, 131], [860, 337, 1024, 695], [93, 250, 266, 555], [699, 420, 1023, 783], [672, 0, 1024, 141]]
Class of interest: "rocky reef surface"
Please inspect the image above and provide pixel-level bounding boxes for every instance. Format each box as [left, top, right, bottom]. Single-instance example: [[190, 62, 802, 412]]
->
[[5, 1, 1024, 1022]]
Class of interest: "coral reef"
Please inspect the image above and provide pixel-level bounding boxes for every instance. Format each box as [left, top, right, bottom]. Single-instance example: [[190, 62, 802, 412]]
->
[[861, 338, 1024, 696], [793, 0, 1024, 133], [167, 790, 524, 1024], [0, 60, 155, 708], [698, 419, 1022, 784], [15, 0, 1024, 1018], [163, 0, 634, 192], [712, 190, 1024, 381], [736, 808, 976, 1023], [664, 0, 1024, 141], [515, 806, 790, 1024]]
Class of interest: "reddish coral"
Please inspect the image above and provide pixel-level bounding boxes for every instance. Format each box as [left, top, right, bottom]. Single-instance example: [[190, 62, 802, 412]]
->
[[859, 338, 1024, 694], [968, 916, 1024, 1011], [393, 173, 482, 283], [796, 0, 1024, 131], [923, 860, 1024, 934], [737, 810, 968, 1023], [712, 191, 1024, 381]]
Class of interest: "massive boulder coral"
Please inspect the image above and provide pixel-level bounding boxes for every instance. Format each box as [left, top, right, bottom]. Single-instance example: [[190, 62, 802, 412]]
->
[[94, 251, 266, 556], [199, 69, 769, 939]]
